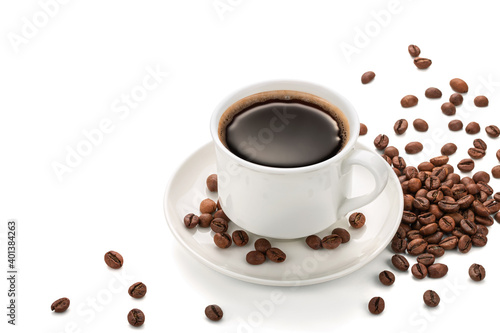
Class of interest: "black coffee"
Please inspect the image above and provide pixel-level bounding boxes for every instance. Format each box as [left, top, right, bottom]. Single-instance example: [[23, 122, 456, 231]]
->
[[220, 91, 348, 168]]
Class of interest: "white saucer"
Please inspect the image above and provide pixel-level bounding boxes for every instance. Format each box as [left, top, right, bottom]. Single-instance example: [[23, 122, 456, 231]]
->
[[164, 142, 403, 286]]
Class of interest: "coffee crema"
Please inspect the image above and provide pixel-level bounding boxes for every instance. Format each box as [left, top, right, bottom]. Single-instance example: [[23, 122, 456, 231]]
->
[[218, 90, 350, 168]]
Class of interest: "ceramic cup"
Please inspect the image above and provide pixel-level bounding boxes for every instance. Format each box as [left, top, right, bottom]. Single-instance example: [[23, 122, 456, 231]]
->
[[210, 80, 389, 239]]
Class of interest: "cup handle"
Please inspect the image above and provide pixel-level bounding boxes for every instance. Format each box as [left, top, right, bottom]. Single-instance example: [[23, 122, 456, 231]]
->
[[338, 149, 389, 217]]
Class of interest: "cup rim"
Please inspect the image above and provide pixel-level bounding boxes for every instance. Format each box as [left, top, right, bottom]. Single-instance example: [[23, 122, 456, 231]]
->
[[210, 79, 360, 174]]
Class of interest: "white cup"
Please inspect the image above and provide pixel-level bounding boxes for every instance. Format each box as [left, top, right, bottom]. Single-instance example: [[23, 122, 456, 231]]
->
[[210, 80, 389, 239]]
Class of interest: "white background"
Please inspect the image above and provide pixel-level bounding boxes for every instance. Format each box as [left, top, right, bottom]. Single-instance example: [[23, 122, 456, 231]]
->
[[1, 0, 500, 332]]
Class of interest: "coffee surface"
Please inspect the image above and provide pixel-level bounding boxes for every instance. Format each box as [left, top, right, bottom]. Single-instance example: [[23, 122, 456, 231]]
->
[[224, 100, 344, 167]]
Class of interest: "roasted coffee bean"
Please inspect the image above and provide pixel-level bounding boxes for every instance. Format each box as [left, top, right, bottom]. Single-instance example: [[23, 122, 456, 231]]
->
[[391, 237, 407, 253], [184, 213, 199, 229], [361, 71, 376, 84], [423, 290, 440, 307], [401, 95, 418, 108], [425, 176, 441, 190], [428, 263, 448, 278], [497, 150, 500, 162], [405, 142, 423, 154], [476, 224, 489, 236], [451, 184, 467, 200], [486, 125, 500, 138], [332, 228, 350, 243], [438, 200, 459, 213], [393, 167, 402, 176], [418, 212, 436, 225], [408, 44, 421, 57], [127, 309, 145, 327], [446, 172, 460, 183], [360, 123, 368, 136], [471, 233, 487, 247], [478, 181, 494, 196], [441, 143, 457, 156], [473, 171, 490, 183], [427, 245, 445, 257], [128, 282, 147, 299], [416, 189, 429, 198], [407, 230, 423, 242], [199, 213, 213, 228], [246, 251, 266, 265], [420, 223, 438, 236], [402, 211, 417, 224], [407, 238, 427, 255], [495, 192, 500, 202], [411, 263, 428, 279], [405, 166, 419, 179], [392, 254, 410, 271], [474, 96, 489, 107], [472, 140, 487, 152], [465, 122, 481, 135], [232, 230, 249, 246], [448, 120, 463, 131], [205, 305, 223, 321], [469, 264, 486, 281], [266, 248, 286, 263], [438, 235, 458, 250], [214, 209, 230, 221], [381, 154, 392, 165], [493, 166, 500, 179], [414, 57, 432, 69], [417, 253, 435, 266], [368, 297, 385, 315], [449, 93, 464, 106], [254, 238, 272, 253], [457, 195, 474, 209], [404, 194, 415, 210], [211, 218, 228, 233], [379, 270, 395, 286], [441, 102, 456, 116], [206, 174, 218, 192], [467, 184, 480, 195], [393, 156, 406, 170], [384, 146, 399, 159], [200, 198, 217, 214], [408, 178, 422, 193], [413, 119, 429, 132], [374, 134, 389, 150], [484, 199, 500, 214], [477, 215, 494, 226], [426, 190, 443, 203], [214, 232, 232, 248], [425, 87, 441, 98], [306, 235, 322, 250], [473, 200, 489, 217], [458, 235, 472, 253], [413, 197, 430, 211], [394, 119, 409, 135], [394, 225, 407, 239], [468, 148, 486, 159], [450, 78, 468, 93], [460, 219, 477, 235], [321, 234, 342, 250], [418, 162, 434, 172], [425, 231, 443, 244], [349, 212, 366, 228], [51, 298, 70, 313], [104, 251, 123, 269], [457, 159, 475, 172]]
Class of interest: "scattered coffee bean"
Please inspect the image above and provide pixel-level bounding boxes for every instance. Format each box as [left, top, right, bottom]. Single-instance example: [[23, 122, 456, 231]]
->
[[413, 119, 429, 132], [394, 119, 409, 135], [486, 125, 500, 138], [430, 155, 449, 166], [469, 264, 486, 281], [450, 78, 468, 93], [214, 232, 232, 248], [401, 95, 418, 108], [428, 263, 448, 278], [360, 123, 368, 136], [457, 159, 475, 172], [465, 122, 480, 134], [391, 254, 409, 271], [448, 120, 463, 131], [322, 234, 342, 250], [213, 209, 229, 221], [127, 309, 145, 327], [468, 148, 486, 159], [200, 198, 217, 214], [408, 44, 421, 57], [441, 102, 456, 116], [492, 166, 500, 179], [449, 93, 464, 106], [374, 134, 389, 150], [199, 213, 213, 228], [246, 251, 266, 265], [205, 305, 223, 321], [412, 263, 428, 279], [306, 235, 322, 249], [441, 143, 457, 156], [349, 212, 366, 228], [332, 228, 350, 243], [255, 238, 271, 253], [128, 282, 147, 299], [184, 213, 199, 229], [379, 270, 395, 286], [423, 290, 440, 307], [266, 248, 286, 263], [206, 174, 218, 192], [425, 87, 442, 98], [368, 297, 385, 315], [51, 298, 70, 313], [384, 146, 399, 159], [104, 251, 123, 269], [232, 230, 249, 246], [417, 253, 435, 266], [473, 139, 487, 150], [361, 71, 376, 84], [474, 96, 489, 107], [211, 218, 228, 233], [414, 57, 432, 69]]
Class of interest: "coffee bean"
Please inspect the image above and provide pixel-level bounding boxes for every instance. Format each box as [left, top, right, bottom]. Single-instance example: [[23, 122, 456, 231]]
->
[[200, 198, 217, 214], [51, 297, 70, 313], [206, 174, 218, 192], [379, 270, 395, 286], [413, 119, 429, 132], [205, 304, 223, 321], [361, 71, 376, 84], [474, 96, 489, 107], [306, 235, 322, 250], [407, 238, 428, 255], [458, 235, 472, 253], [246, 250, 266, 265], [384, 146, 399, 159], [408, 44, 421, 57], [360, 123, 368, 136], [431, 156, 449, 167], [427, 245, 445, 257], [471, 233, 487, 247], [368, 297, 385, 315], [419, 212, 436, 225], [401, 95, 418, 108], [349, 212, 366, 228], [441, 102, 456, 116], [469, 264, 486, 281], [425, 87, 442, 98], [423, 290, 440, 307], [232, 230, 249, 246], [128, 282, 147, 299], [391, 254, 409, 271], [473, 200, 489, 217], [450, 78, 468, 93], [104, 251, 123, 269], [477, 224, 489, 236], [465, 122, 480, 134], [425, 176, 441, 190], [411, 263, 428, 279], [255, 238, 271, 253], [486, 125, 500, 138], [460, 219, 477, 235], [127, 309, 145, 327], [394, 119, 409, 135], [198, 213, 213, 228], [457, 159, 475, 172], [322, 234, 342, 250], [418, 162, 434, 172], [484, 199, 500, 214], [374, 134, 389, 150], [475, 215, 494, 226], [214, 232, 232, 248], [493, 166, 500, 179], [468, 148, 486, 159], [408, 179, 422, 193], [497, 150, 500, 162], [391, 237, 407, 253], [214, 209, 230, 221], [478, 181, 494, 195], [441, 143, 457, 156], [428, 263, 448, 278], [449, 93, 464, 106], [266, 248, 286, 262], [439, 235, 458, 250], [448, 120, 463, 131], [414, 57, 432, 69], [457, 194, 474, 209], [425, 231, 444, 244], [473, 139, 487, 151], [393, 156, 406, 170], [184, 213, 199, 229], [211, 218, 228, 233], [332, 228, 350, 243]]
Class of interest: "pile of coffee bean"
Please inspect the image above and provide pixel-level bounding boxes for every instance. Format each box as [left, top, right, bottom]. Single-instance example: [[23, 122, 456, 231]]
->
[[247, 238, 287, 265]]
